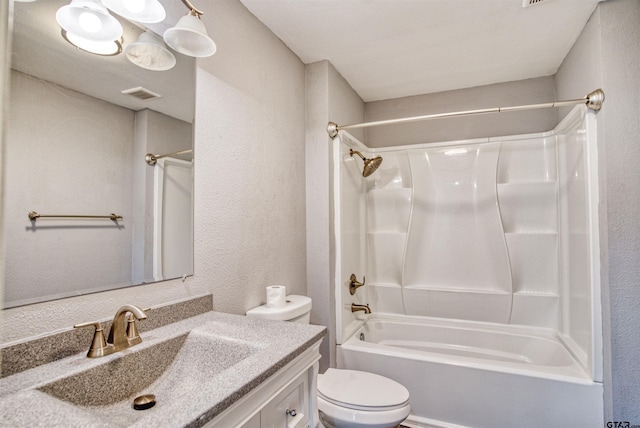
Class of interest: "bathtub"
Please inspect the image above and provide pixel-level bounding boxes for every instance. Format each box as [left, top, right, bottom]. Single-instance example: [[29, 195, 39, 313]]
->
[[336, 314, 603, 428]]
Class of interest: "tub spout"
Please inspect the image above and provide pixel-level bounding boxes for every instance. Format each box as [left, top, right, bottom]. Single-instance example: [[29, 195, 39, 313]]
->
[[351, 303, 371, 314]]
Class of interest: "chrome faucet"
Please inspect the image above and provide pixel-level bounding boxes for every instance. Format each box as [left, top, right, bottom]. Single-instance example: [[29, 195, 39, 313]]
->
[[351, 303, 371, 314], [75, 305, 147, 358]]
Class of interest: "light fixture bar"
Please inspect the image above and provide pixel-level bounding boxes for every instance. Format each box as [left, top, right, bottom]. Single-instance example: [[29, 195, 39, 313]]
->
[[181, 0, 204, 16]]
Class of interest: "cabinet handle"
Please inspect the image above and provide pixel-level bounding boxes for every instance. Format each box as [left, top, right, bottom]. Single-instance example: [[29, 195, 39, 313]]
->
[[285, 408, 297, 417]]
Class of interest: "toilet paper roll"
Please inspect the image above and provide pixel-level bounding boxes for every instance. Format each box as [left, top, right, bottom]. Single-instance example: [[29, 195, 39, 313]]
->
[[266, 285, 287, 309]]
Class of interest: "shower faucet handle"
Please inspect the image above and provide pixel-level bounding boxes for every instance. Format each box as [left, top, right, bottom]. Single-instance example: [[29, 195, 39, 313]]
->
[[349, 273, 365, 295]]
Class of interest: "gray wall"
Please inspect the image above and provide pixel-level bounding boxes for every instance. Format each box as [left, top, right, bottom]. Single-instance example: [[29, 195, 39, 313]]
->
[[306, 60, 365, 372], [193, 0, 307, 315], [364, 76, 557, 147], [557, 0, 640, 421]]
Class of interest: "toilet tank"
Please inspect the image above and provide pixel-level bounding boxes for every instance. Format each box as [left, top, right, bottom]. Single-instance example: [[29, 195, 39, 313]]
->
[[246, 295, 312, 323]]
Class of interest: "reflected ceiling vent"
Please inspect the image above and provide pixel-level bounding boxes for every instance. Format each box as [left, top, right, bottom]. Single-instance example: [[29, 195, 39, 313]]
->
[[121, 86, 162, 101], [522, 0, 550, 7]]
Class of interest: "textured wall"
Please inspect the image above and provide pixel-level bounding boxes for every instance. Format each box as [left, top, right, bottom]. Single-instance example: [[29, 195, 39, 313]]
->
[[193, 0, 307, 314], [557, 0, 640, 420], [306, 61, 365, 372], [598, 0, 640, 421]]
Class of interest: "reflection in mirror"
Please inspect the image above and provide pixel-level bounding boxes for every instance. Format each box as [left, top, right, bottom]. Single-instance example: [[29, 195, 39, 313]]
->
[[4, 1, 195, 308]]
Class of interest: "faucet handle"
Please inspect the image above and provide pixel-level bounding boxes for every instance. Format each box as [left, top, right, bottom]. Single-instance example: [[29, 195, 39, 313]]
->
[[125, 307, 150, 345], [74, 321, 111, 358], [349, 273, 365, 295]]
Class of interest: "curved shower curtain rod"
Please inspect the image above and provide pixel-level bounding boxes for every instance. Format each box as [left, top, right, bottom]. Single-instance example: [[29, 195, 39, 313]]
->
[[327, 88, 605, 138]]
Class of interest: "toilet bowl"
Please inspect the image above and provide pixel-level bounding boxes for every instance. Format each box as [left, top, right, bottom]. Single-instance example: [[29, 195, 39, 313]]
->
[[317, 368, 410, 428], [247, 295, 411, 428]]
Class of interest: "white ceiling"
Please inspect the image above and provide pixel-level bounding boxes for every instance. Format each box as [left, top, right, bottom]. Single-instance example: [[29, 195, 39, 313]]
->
[[239, 0, 603, 102]]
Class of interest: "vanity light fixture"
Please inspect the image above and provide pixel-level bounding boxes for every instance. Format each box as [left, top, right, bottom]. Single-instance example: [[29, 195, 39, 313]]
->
[[163, 0, 216, 58], [56, 0, 123, 42], [62, 29, 123, 56], [125, 30, 176, 71], [101, 0, 166, 24]]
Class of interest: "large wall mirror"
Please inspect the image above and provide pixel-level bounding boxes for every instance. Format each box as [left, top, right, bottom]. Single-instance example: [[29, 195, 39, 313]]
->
[[4, 0, 195, 308]]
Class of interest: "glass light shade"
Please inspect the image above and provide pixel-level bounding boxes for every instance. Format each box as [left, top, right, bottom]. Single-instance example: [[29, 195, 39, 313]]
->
[[62, 30, 123, 56], [56, 0, 123, 42], [125, 31, 176, 71], [101, 0, 166, 24], [163, 14, 216, 58]]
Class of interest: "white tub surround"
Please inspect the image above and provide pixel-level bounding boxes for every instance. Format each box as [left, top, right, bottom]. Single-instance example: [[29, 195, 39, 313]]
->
[[332, 105, 603, 426]]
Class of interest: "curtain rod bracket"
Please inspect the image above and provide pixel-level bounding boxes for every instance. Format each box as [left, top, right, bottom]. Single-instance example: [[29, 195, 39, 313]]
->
[[586, 89, 605, 112], [327, 122, 338, 139], [145, 149, 193, 166]]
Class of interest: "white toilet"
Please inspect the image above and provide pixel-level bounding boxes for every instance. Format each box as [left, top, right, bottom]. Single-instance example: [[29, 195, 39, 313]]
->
[[247, 295, 411, 428]]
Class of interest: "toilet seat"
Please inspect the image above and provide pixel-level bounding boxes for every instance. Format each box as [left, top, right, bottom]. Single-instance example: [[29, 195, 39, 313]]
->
[[318, 369, 410, 411]]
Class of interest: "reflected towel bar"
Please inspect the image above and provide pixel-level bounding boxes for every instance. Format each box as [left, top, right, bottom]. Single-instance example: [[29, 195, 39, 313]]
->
[[327, 88, 605, 138], [145, 149, 193, 165], [28, 212, 123, 221]]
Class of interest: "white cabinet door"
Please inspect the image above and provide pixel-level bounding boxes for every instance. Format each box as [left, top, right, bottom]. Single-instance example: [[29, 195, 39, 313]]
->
[[260, 372, 309, 428]]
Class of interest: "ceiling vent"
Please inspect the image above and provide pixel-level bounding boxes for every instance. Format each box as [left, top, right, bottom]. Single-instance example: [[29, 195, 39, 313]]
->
[[121, 86, 162, 101], [522, 0, 550, 7]]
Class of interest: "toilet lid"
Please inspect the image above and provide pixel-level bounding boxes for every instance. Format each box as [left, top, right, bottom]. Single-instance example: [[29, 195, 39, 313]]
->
[[317, 369, 410, 411]]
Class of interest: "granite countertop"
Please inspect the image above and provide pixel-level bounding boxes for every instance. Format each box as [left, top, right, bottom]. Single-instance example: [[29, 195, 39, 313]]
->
[[0, 311, 326, 427]]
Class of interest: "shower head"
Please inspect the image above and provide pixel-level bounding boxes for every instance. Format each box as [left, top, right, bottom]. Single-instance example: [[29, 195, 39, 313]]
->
[[350, 149, 383, 177]]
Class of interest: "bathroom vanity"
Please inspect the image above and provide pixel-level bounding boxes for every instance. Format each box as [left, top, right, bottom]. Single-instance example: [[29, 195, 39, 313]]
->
[[0, 298, 325, 428], [211, 346, 318, 428]]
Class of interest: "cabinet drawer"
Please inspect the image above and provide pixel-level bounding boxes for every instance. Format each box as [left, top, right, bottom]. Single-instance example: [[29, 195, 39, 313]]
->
[[261, 372, 309, 428]]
